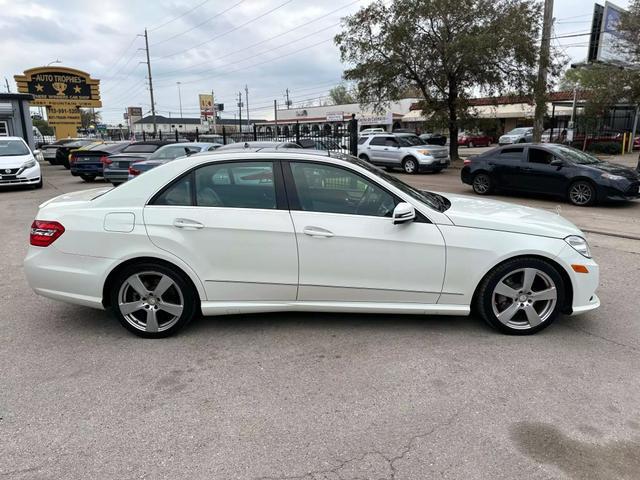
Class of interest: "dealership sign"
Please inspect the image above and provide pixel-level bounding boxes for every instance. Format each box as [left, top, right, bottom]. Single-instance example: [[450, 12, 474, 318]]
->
[[14, 66, 101, 108], [326, 111, 344, 122]]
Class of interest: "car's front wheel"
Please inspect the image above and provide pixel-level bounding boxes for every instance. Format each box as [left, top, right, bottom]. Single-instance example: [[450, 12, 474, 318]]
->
[[402, 157, 418, 174], [568, 180, 596, 206], [110, 262, 198, 338], [476, 258, 565, 335], [472, 172, 492, 195]]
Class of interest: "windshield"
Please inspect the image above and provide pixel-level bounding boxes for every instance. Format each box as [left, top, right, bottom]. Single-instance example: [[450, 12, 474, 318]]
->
[[508, 128, 531, 135], [331, 152, 450, 212], [0, 139, 30, 156], [399, 135, 425, 146], [547, 144, 601, 165]]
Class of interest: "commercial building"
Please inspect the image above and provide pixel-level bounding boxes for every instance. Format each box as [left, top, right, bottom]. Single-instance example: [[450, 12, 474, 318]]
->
[[0, 93, 35, 148], [133, 115, 266, 135]]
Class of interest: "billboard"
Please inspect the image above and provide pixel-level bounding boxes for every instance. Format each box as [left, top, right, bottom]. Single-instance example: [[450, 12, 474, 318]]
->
[[588, 2, 635, 65], [199, 94, 213, 116]]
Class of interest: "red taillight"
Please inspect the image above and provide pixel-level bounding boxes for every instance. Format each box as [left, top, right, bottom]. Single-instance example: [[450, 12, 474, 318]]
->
[[100, 156, 112, 166], [463, 159, 472, 165], [69, 154, 77, 164], [128, 165, 140, 176], [30, 221, 65, 247]]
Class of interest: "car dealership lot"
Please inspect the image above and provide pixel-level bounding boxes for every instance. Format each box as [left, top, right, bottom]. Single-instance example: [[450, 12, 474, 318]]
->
[[1, 163, 640, 479]]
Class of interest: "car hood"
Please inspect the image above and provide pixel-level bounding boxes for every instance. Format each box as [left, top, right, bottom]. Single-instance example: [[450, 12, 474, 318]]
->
[[0, 154, 33, 168], [441, 193, 581, 238], [583, 161, 640, 181]]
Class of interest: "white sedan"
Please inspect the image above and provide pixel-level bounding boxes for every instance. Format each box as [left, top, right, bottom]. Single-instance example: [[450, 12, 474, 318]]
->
[[0, 136, 42, 188], [24, 150, 600, 338]]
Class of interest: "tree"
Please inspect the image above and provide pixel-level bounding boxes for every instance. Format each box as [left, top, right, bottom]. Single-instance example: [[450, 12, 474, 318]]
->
[[32, 118, 54, 136], [80, 109, 102, 129], [329, 84, 355, 105], [335, 0, 542, 160]]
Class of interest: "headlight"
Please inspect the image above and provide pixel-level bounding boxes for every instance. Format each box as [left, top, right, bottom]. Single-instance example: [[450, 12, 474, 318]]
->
[[565, 235, 591, 258], [22, 158, 37, 169], [601, 172, 625, 181], [416, 149, 433, 156]]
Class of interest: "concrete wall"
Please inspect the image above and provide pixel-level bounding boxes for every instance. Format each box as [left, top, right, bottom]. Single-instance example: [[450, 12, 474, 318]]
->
[[0, 94, 35, 149]]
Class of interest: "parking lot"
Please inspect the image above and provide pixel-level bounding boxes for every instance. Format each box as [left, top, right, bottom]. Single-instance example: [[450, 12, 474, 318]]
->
[[2, 161, 640, 479]]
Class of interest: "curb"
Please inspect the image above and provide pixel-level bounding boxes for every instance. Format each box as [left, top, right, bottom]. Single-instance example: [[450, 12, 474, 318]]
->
[[581, 228, 640, 241]]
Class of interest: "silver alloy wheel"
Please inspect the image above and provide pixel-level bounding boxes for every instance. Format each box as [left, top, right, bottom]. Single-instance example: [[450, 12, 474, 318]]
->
[[491, 267, 557, 330], [118, 271, 184, 333], [569, 182, 593, 205], [403, 159, 417, 173], [473, 174, 490, 194]]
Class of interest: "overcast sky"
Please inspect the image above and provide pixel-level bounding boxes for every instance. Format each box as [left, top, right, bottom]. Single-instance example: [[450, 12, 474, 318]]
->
[[0, 0, 632, 124]]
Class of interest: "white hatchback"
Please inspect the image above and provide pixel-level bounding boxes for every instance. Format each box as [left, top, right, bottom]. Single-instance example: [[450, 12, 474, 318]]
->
[[0, 137, 42, 188], [24, 150, 599, 338]]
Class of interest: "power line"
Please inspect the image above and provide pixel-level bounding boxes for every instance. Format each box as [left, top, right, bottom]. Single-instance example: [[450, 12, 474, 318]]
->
[[154, 0, 362, 77], [101, 35, 139, 76], [154, 0, 294, 60], [148, 0, 211, 32], [150, 0, 247, 47]]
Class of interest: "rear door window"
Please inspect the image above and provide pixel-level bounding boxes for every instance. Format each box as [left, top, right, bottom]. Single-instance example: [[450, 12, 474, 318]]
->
[[499, 147, 524, 161]]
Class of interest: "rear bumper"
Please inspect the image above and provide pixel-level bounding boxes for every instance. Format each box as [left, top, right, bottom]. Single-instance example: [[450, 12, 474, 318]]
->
[[460, 166, 473, 184], [103, 169, 129, 184], [70, 163, 103, 177]]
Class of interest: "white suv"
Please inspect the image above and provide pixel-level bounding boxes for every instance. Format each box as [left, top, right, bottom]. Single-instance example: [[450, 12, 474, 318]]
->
[[357, 133, 450, 173]]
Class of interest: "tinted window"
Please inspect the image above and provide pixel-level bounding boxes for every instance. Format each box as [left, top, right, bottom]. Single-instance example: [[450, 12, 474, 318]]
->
[[499, 147, 524, 160], [385, 137, 400, 147], [369, 137, 387, 146], [153, 175, 193, 206], [123, 144, 161, 153], [290, 162, 395, 217], [357, 137, 368, 145], [528, 148, 554, 165], [195, 162, 276, 209], [150, 145, 190, 160]]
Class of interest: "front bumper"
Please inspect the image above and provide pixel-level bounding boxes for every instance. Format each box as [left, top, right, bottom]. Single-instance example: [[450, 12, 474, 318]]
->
[[417, 155, 449, 171], [599, 181, 640, 202], [555, 243, 600, 316], [0, 164, 41, 187]]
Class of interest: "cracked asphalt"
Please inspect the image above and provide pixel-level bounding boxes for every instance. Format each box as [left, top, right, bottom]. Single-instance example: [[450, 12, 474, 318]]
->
[[1, 162, 639, 479]]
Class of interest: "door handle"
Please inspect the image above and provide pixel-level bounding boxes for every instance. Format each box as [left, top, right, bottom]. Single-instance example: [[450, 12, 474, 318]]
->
[[521, 167, 533, 171], [173, 218, 204, 230], [303, 226, 334, 238]]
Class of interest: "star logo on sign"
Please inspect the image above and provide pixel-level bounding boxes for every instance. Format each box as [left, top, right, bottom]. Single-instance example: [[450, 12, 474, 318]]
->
[[35, 84, 44, 92], [73, 85, 81, 94]]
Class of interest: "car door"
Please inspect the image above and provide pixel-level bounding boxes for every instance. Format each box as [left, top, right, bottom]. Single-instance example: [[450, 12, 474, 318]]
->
[[490, 147, 526, 188], [517, 146, 568, 194], [364, 136, 390, 164], [143, 160, 298, 302], [284, 160, 446, 304]]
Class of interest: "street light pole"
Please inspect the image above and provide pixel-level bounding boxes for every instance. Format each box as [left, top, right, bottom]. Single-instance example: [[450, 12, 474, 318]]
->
[[177, 82, 183, 119], [245, 84, 250, 130]]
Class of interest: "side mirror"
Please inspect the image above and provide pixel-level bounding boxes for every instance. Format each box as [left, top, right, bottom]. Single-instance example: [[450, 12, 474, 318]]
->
[[550, 159, 564, 167], [392, 202, 416, 225]]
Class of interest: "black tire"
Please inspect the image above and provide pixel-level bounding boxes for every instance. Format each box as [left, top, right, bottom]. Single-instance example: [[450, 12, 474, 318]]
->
[[568, 180, 596, 206], [109, 261, 198, 338], [472, 172, 493, 195], [80, 174, 97, 182], [475, 257, 565, 335], [358, 154, 369, 162], [32, 178, 43, 189], [402, 157, 418, 174]]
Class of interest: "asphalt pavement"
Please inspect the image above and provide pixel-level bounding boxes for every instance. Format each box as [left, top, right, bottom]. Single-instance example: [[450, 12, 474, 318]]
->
[[1, 162, 639, 480]]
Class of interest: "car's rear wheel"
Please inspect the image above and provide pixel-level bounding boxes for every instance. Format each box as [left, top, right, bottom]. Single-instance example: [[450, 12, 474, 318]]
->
[[472, 172, 492, 195], [110, 262, 198, 338], [568, 180, 596, 206], [80, 174, 96, 182], [402, 157, 418, 174], [476, 258, 564, 335]]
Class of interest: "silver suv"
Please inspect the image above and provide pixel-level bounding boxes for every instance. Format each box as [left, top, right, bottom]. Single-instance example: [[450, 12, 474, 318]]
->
[[498, 127, 533, 146], [357, 133, 450, 173]]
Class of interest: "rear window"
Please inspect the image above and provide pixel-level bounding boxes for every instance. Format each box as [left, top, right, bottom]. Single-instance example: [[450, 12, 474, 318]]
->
[[123, 144, 161, 153]]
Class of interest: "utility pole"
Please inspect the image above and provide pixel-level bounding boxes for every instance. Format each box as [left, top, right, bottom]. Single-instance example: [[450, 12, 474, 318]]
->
[[533, 0, 554, 143], [4, 77, 10, 93], [211, 90, 217, 134], [176, 82, 183, 119], [285, 88, 291, 109], [245, 85, 250, 130], [274, 99, 278, 136], [237, 91, 243, 133], [142, 29, 157, 136]]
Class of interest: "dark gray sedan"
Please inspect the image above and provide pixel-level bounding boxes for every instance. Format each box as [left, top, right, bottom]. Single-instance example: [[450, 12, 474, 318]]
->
[[103, 141, 178, 185], [127, 143, 220, 180]]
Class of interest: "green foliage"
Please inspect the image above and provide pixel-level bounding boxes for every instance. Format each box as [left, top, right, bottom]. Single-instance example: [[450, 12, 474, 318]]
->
[[328, 84, 355, 105], [32, 119, 54, 136], [335, 0, 543, 158], [575, 141, 623, 155]]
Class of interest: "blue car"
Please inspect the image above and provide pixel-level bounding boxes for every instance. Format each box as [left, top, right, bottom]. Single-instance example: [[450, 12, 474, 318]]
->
[[69, 142, 131, 182], [127, 142, 219, 180]]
